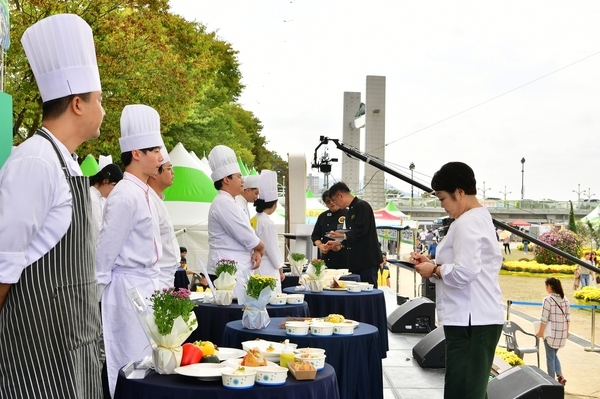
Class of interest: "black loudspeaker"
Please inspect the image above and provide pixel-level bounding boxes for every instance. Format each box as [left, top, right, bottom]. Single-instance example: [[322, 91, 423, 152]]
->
[[412, 326, 445, 368], [387, 297, 435, 333], [422, 278, 436, 302], [487, 366, 563, 399]]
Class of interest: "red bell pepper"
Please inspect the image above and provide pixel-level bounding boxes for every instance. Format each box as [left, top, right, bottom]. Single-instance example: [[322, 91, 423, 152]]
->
[[181, 343, 203, 366]]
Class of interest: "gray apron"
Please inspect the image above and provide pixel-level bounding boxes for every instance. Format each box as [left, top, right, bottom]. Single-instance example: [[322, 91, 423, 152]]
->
[[0, 130, 101, 399]]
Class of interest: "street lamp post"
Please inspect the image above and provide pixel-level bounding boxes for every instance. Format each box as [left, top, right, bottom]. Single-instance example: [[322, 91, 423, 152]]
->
[[573, 183, 583, 209], [520, 158, 526, 200], [500, 186, 511, 208], [478, 181, 491, 200], [409, 162, 415, 207]]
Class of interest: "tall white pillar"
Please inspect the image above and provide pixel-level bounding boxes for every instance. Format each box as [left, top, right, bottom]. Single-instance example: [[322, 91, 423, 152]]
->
[[342, 92, 361, 192], [364, 76, 386, 210]]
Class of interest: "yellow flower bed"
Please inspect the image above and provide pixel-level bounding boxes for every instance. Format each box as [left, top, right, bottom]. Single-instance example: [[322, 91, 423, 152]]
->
[[501, 260, 577, 276], [573, 286, 600, 303], [495, 347, 524, 366]]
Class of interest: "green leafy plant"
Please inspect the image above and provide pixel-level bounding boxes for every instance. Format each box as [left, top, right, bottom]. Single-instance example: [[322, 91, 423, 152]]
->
[[310, 259, 326, 277], [215, 259, 238, 277], [149, 288, 196, 336], [245, 275, 277, 299], [291, 253, 306, 262]]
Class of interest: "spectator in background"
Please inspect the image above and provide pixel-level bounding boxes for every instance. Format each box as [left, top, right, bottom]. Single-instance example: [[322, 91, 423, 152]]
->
[[537, 277, 570, 386], [180, 246, 187, 259], [428, 238, 438, 260], [377, 252, 391, 288], [502, 234, 511, 254], [581, 252, 592, 287]]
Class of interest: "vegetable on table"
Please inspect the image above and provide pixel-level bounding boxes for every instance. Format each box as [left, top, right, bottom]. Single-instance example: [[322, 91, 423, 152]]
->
[[181, 343, 203, 366]]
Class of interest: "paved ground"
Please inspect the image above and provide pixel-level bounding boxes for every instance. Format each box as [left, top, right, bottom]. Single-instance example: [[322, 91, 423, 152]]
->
[[382, 254, 600, 399]]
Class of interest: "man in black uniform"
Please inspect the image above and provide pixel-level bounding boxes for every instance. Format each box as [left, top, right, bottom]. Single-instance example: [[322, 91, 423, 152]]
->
[[327, 182, 382, 287], [311, 190, 348, 269]]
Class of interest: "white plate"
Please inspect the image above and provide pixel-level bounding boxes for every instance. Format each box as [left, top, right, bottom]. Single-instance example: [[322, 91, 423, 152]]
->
[[217, 348, 248, 361], [224, 358, 279, 369], [174, 363, 227, 381], [189, 292, 205, 301]]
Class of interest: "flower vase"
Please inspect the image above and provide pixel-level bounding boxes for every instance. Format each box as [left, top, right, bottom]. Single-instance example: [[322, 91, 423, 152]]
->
[[290, 259, 305, 276], [152, 345, 182, 375], [310, 279, 324, 292], [242, 307, 270, 329], [214, 290, 233, 306]]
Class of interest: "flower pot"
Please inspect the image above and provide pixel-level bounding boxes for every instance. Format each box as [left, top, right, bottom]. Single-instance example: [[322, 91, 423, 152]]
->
[[309, 279, 324, 293], [214, 290, 233, 306], [152, 346, 181, 375], [242, 307, 270, 329]]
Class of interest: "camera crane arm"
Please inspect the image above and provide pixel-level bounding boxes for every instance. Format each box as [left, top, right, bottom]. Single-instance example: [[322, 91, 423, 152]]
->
[[314, 135, 600, 273]]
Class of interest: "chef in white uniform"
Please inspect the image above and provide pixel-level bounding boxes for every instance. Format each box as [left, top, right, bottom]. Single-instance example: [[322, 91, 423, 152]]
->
[[148, 147, 180, 289], [96, 104, 164, 398], [235, 174, 260, 220], [207, 145, 265, 304], [254, 170, 285, 292], [0, 14, 104, 399]]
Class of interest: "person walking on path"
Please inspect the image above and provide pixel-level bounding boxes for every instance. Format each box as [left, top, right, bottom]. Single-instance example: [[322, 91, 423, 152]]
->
[[502, 234, 511, 254], [0, 14, 104, 399], [536, 277, 570, 386]]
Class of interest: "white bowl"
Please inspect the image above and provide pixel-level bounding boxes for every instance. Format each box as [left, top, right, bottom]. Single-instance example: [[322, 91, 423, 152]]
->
[[363, 284, 374, 291], [347, 286, 361, 293], [241, 340, 298, 362], [285, 321, 310, 336], [254, 366, 289, 385], [270, 294, 288, 306], [333, 322, 356, 335], [286, 294, 305, 304], [310, 321, 334, 336], [221, 367, 256, 389], [294, 348, 326, 356], [294, 353, 326, 370]]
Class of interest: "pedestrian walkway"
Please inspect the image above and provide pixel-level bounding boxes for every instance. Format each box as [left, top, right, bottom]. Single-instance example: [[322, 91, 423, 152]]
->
[[380, 285, 600, 399]]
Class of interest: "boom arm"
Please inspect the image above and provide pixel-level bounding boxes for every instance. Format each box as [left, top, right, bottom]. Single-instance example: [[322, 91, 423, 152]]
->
[[314, 136, 600, 273]]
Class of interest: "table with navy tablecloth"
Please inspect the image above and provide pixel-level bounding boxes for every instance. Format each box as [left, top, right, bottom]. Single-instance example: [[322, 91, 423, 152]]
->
[[114, 363, 339, 399], [282, 287, 388, 358], [187, 301, 309, 346], [222, 317, 383, 399]]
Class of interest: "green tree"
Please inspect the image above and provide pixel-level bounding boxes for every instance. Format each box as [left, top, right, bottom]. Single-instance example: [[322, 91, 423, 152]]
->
[[568, 200, 577, 233]]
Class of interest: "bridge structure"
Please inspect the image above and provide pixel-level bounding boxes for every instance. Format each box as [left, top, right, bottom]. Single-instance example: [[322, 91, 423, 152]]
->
[[395, 198, 596, 225]]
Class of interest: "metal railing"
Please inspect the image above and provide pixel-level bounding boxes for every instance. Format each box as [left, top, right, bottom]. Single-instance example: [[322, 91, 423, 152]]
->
[[506, 299, 600, 353]]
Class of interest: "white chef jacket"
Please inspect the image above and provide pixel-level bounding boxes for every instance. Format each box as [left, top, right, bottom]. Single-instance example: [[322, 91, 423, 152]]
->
[[0, 128, 81, 283], [254, 212, 283, 293], [208, 190, 260, 303], [433, 207, 504, 327], [89, 185, 104, 244], [149, 189, 179, 289], [96, 171, 162, 398], [235, 194, 250, 220]]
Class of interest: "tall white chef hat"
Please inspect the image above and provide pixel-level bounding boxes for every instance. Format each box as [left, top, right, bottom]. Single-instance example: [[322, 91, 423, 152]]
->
[[98, 155, 112, 170], [243, 174, 260, 190], [159, 146, 170, 166], [259, 170, 278, 202], [208, 145, 241, 182], [119, 104, 163, 153], [21, 14, 101, 103]]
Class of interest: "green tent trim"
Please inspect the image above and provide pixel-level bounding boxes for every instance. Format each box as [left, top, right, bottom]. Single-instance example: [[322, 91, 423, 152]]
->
[[80, 154, 99, 177], [385, 201, 401, 213], [238, 157, 250, 176], [164, 166, 217, 202], [306, 189, 315, 198]]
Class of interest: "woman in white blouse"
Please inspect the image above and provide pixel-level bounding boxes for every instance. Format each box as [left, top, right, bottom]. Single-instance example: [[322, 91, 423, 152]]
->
[[89, 163, 123, 240], [410, 162, 504, 399]]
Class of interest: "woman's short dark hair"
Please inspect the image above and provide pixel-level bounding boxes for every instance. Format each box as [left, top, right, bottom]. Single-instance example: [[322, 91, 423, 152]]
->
[[431, 162, 477, 195], [180, 246, 187, 253], [42, 93, 91, 120], [321, 190, 330, 203], [89, 163, 123, 186], [254, 198, 278, 213], [545, 277, 565, 298]]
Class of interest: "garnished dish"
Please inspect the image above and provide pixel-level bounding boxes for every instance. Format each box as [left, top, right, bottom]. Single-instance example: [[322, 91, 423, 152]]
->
[[324, 314, 345, 324], [240, 348, 267, 367]]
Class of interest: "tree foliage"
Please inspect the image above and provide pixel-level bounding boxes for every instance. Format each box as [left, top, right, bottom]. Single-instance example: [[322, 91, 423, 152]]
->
[[6, 0, 286, 173], [568, 200, 577, 233]]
